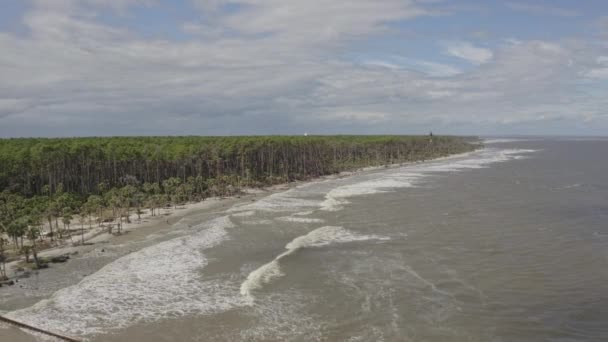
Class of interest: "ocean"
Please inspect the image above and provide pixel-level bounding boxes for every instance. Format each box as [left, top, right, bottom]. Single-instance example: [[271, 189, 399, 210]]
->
[[2, 138, 608, 341]]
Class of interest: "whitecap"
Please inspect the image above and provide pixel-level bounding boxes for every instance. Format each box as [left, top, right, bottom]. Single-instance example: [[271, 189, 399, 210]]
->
[[228, 189, 320, 213], [318, 148, 538, 211], [483, 138, 531, 144], [320, 178, 416, 211], [231, 210, 256, 217], [240, 219, 274, 225], [276, 216, 325, 224], [240, 226, 389, 300]]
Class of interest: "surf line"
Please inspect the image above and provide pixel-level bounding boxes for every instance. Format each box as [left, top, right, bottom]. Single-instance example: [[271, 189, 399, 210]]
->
[[240, 226, 349, 300], [240, 226, 390, 300], [0, 315, 81, 342]]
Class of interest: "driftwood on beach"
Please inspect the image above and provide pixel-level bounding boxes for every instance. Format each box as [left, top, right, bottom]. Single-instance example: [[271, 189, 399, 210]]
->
[[0, 314, 80, 341]]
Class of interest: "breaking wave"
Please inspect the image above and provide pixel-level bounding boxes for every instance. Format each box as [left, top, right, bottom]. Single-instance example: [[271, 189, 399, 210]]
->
[[276, 216, 325, 223], [320, 148, 538, 211], [240, 226, 389, 301], [6, 216, 244, 337]]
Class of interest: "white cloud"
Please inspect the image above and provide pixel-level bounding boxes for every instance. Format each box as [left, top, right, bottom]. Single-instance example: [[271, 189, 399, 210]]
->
[[215, 0, 429, 44], [410, 60, 462, 77], [31, 0, 157, 12], [0, 99, 30, 118], [443, 41, 493, 65], [362, 60, 402, 70], [363, 58, 461, 77], [320, 110, 388, 123], [0, 1, 606, 136], [585, 68, 608, 80], [581, 55, 608, 80], [597, 56, 608, 65], [506, 2, 581, 17]]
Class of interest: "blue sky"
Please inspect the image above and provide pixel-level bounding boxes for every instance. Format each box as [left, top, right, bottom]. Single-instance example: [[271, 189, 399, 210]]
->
[[0, 0, 607, 137]]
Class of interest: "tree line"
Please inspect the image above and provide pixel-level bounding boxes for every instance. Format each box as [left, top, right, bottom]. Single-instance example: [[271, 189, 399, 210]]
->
[[0, 135, 477, 275]]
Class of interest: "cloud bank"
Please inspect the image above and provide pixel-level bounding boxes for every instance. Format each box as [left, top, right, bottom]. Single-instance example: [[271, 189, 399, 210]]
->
[[0, 0, 606, 136]]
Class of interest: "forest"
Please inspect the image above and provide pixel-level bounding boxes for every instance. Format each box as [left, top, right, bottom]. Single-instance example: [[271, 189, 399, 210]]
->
[[0, 135, 477, 276]]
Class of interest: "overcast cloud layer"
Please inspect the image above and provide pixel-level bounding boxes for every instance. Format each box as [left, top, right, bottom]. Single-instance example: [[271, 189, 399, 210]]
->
[[1, 0, 607, 137]]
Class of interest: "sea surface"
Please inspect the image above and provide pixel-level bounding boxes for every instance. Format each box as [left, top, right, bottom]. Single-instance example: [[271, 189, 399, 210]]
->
[[2, 138, 608, 341]]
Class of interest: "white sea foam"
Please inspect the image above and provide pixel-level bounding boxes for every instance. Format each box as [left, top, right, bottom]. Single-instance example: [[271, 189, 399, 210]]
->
[[230, 149, 538, 215], [404, 265, 452, 297], [293, 210, 314, 216], [320, 177, 417, 211], [483, 138, 531, 144], [231, 210, 256, 217], [240, 226, 389, 300], [318, 148, 538, 211], [276, 216, 325, 223], [228, 189, 320, 213], [143, 230, 182, 241], [414, 149, 538, 173], [240, 219, 274, 225], [7, 216, 245, 338]]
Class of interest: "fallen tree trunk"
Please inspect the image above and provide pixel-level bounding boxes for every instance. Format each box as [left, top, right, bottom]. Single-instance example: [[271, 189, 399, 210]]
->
[[0, 315, 80, 342]]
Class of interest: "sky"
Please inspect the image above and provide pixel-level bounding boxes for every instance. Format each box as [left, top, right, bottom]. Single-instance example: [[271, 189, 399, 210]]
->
[[0, 0, 607, 137]]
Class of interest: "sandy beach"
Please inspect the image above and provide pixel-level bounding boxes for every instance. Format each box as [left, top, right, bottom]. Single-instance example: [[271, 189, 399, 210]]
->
[[0, 188, 280, 341], [0, 199, 242, 341], [0, 170, 331, 340]]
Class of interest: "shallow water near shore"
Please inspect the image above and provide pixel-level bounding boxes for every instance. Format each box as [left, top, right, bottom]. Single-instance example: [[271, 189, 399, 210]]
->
[[3, 138, 608, 341]]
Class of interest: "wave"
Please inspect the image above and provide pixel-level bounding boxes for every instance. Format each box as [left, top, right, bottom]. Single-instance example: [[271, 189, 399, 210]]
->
[[483, 138, 518, 144], [228, 189, 320, 213], [276, 216, 325, 223], [240, 219, 274, 225], [320, 177, 417, 211], [483, 138, 533, 144], [318, 148, 538, 211], [6, 216, 244, 338], [240, 226, 389, 301], [229, 148, 539, 215], [412, 149, 536, 172], [231, 210, 256, 217]]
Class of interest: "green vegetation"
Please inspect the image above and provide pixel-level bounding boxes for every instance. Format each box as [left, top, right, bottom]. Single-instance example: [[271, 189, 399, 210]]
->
[[0, 135, 475, 196], [0, 135, 477, 273]]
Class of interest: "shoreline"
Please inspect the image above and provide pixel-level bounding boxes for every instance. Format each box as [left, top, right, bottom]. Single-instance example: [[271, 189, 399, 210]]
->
[[2, 196, 251, 281], [2, 148, 481, 283], [0, 148, 482, 341]]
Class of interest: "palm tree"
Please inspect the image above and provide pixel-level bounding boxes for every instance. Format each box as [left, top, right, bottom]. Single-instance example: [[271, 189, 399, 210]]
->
[[61, 207, 73, 241], [105, 188, 121, 233], [7, 217, 27, 249], [28, 209, 43, 238], [26, 226, 42, 269], [120, 185, 137, 223], [85, 195, 103, 227], [162, 177, 181, 209], [42, 185, 56, 242], [78, 211, 87, 245], [133, 191, 146, 221], [143, 182, 160, 216], [0, 237, 7, 280]]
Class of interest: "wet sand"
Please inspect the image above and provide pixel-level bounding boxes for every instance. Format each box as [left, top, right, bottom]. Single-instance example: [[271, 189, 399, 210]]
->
[[0, 323, 38, 341]]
